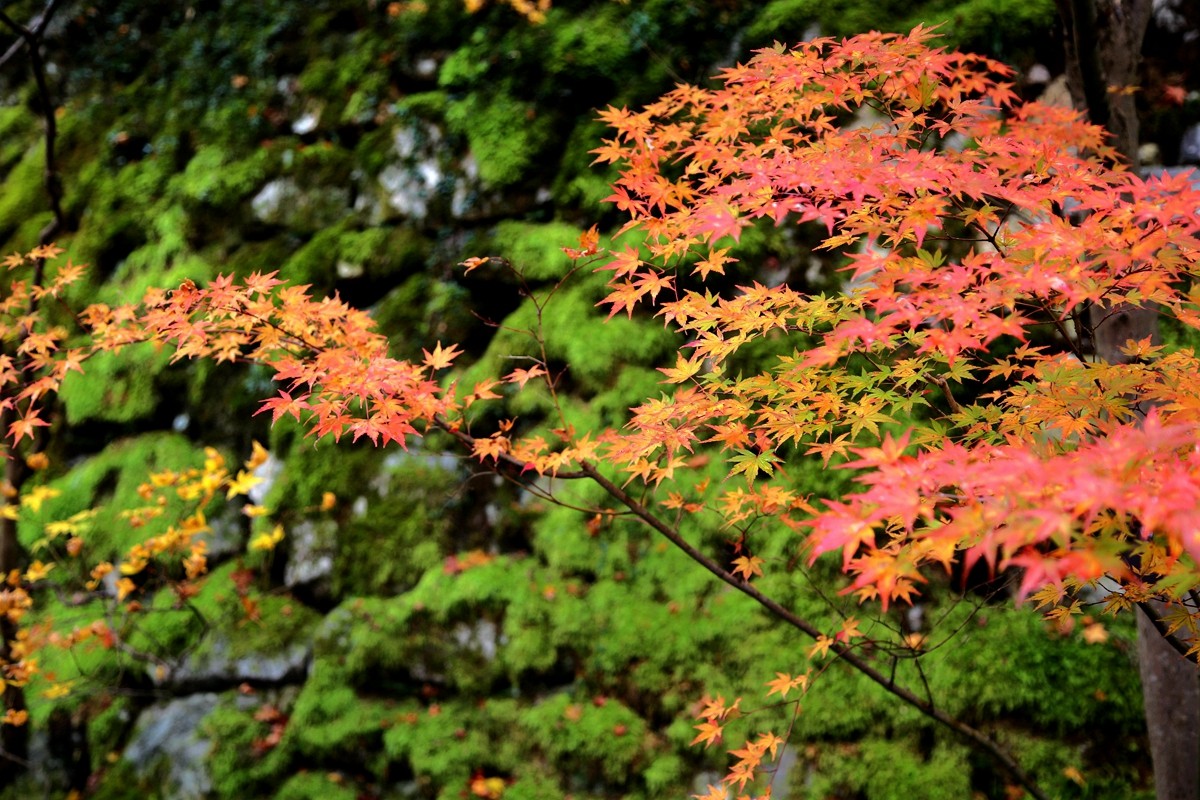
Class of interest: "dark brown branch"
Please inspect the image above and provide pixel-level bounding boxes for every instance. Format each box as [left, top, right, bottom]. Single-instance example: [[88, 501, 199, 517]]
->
[[1137, 600, 1200, 664], [577, 461, 1049, 800], [0, 0, 66, 251], [0, 4, 64, 778]]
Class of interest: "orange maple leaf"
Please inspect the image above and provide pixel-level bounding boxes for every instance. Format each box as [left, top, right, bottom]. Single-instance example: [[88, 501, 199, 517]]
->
[[690, 720, 723, 748], [505, 364, 547, 388], [423, 341, 463, 371]]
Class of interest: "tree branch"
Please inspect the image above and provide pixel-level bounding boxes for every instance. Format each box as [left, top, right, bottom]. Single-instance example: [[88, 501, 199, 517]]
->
[[1137, 600, 1199, 664], [577, 461, 1049, 800]]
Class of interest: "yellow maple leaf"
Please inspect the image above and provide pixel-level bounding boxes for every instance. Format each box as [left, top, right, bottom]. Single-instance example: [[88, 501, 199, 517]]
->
[[659, 354, 703, 384], [116, 577, 136, 601], [732, 555, 764, 580], [29, 243, 64, 260], [42, 681, 73, 700], [246, 440, 270, 470], [765, 671, 808, 699], [250, 524, 285, 552], [24, 560, 54, 583], [226, 469, 263, 499], [21, 485, 61, 513], [808, 634, 834, 660]]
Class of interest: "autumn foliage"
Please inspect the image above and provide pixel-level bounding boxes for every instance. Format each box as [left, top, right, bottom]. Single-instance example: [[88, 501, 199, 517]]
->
[[3, 26, 1200, 799]]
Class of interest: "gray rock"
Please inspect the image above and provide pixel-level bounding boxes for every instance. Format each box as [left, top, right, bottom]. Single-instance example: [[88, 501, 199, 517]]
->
[[292, 109, 321, 136], [284, 518, 338, 588], [1181, 123, 1200, 165], [250, 177, 350, 231], [452, 619, 504, 661], [369, 121, 494, 223], [161, 636, 311, 688], [123, 693, 220, 800], [248, 451, 283, 507]]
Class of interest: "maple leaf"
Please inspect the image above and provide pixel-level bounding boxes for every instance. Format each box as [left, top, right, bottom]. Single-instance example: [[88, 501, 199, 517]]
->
[[732, 555, 764, 580], [562, 225, 601, 259], [473, 435, 509, 463], [460, 256, 490, 275], [690, 720, 723, 748], [246, 440, 270, 470], [505, 364, 547, 388], [23, 560, 54, 583], [226, 469, 263, 499], [28, 243, 63, 261], [9, 411, 50, 445], [808, 634, 835, 660], [694, 247, 735, 280], [729, 449, 779, 482], [21, 485, 61, 513], [765, 671, 808, 699], [835, 616, 863, 643], [423, 341, 463, 371], [659, 354, 702, 384], [256, 391, 311, 423], [250, 524, 285, 552]]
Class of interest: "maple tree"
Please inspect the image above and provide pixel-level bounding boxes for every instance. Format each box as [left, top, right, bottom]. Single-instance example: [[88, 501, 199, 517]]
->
[[2, 25, 1199, 799]]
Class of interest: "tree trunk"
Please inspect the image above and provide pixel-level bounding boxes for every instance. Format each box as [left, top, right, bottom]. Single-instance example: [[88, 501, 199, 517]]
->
[[1057, 2, 1200, 798], [1138, 610, 1200, 800], [0, 461, 28, 784]]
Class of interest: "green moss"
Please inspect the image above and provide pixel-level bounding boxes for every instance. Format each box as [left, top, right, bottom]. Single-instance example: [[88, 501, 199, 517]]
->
[[266, 437, 385, 510], [798, 738, 972, 800], [336, 225, 429, 281], [445, 91, 553, 187], [522, 693, 647, 784], [279, 223, 350, 289], [296, 37, 389, 127], [371, 275, 475, 361], [744, 0, 1057, 54], [58, 344, 173, 425], [383, 698, 525, 786], [544, 5, 632, 78], [126, 561, 320, 665], [395, 91, 449, 120], [552, 118, 619, 213], [491, 220, 578, 280], [274, 772, 359, 800], [311, 592, 500, 695], [286, 666, 391, 764], [88, 695, 137, 769], [334, 460, 455, 597], [0, 144, 48, 242], [0, 105, 36, 175], [173, 145, 274, 209], [204, 698, 294, 798], [88, 758, 155, 800]]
